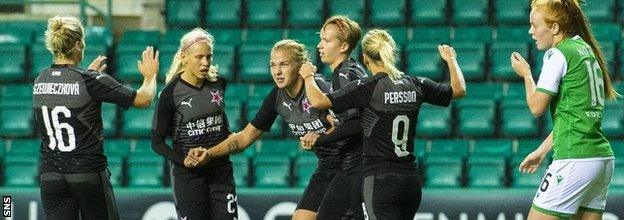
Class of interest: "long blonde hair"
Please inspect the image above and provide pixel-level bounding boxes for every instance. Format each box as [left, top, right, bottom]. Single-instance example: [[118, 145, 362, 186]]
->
[[361, 29, 404, 81], [532, 0, 619, 99], [44, 15, 84, 61], [165, 28, 218, 83]]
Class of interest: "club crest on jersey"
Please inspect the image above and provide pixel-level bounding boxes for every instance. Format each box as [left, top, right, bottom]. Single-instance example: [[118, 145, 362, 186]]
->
[[302, 98, 312, 114], [51, 71, 61, 76], [282, 101, 293, 111], [181, 98, 192, 108], [211, 90, 223, 106]]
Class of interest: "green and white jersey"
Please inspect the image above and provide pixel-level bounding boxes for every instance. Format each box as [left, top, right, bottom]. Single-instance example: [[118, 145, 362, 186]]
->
[[536, 35, 613, 160]]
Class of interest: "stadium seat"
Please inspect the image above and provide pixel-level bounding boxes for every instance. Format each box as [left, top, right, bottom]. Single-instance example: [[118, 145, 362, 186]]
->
[[85, 26, 113, 47], [611, 140, 624, 158], [122, 106, 155, 137], [416, 103, 452, 137], [4, 155, 39, 186], [206, 0, 242, 27], [107, 156, 124, 187], [582, 0, 615, 22], [0, 138, 5, 159], [231, 154, 250, 187], [127, 156, 164, 187], [0, 27, 30, 44], [30, 44, 52, 80], [490, 42, 529, 81], [286, 28, 319, 46], [287, 0, 323, 27], [428, 139, 470, 157], [0, 43, 25, 82], [239, 44, 272, 82], [119, 30, 160, 46], [603, 102, 624, 137], [414, 139, 428, 159], [452, 0, 489, 25], [495, 0, 529, 25], [79, 44, 108, 70], [471, 139, 513, 158], [0, 105, 33, 137], [6, 139, 39, 156], [501, 98, 539, 137], [467, 156, 506, 187], [387, 27, 409, 47], [102, 103, 118, 137], [466, 82, 504, 100], [255, 139, 298, 157], [211, 28, 243, 46], [453, 43, 487, 81], [531, 49, 545, 78], [495, 26, 532, 43], [453, 26, 493, 44], [157, 44, 178, 81], [225, 83, 250, 104], [253, 155, 291, 188], [104, 139, 132, 159], [213, 44, 236, 81], [165, 0, 200, 28], [328, 0, 365, 24], [406, 43, 441, 80], [225, 101, 244, 132], [515, 139, 541, 157], [247, 0, 283, 27], [115, 45, 145, 82], [511, 156, 546, 188], [369, 0, 406, 26], [612, 160, 624, 188], [295, 153, 317, 187], [411, 27, 450, 44], [161, 29, 186, 46], [410, 0, 447, 25], [425, 155, 463, 187], [593, 23, 621, 43], [457, 99, 496, 137], [0, 83, 33, 106], [245, 28, 284, 44]]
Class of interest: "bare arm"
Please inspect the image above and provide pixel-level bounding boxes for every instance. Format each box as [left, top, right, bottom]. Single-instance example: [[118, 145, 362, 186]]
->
[[299, 62, 333, 110], [133, 46, 159, 108], [438, 45, 466, 99], [519, 131, 553, 173], [511, 52, 551, 117], [203, 123, 264, 161]]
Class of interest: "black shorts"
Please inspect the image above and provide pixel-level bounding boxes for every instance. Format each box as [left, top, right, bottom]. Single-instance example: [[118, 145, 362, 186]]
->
[[317, 169, 363, 220], [40, 170, 118, 220], [296, 168, 338, 212], [171, 163, 238, 220], [362, 172, 422, 220]]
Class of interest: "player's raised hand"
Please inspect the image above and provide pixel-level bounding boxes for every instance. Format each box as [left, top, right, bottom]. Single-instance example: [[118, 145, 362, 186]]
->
[[299, 62, 317, 79], [87, 55, 107, 72], [437, 45, 456, 63], [518, 150, 546, 174], [137, 46, 159, 79], [510, 52, 532, 78]]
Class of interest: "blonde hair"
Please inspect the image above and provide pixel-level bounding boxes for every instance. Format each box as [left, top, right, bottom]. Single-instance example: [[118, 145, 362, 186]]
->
[[165, 28, 218, 83], [361, 29, 404, 81], [321, 15, 361, 54], [271, 39, 310, 65], [45, 15, 84, 61], [532, 0, 619, 99]]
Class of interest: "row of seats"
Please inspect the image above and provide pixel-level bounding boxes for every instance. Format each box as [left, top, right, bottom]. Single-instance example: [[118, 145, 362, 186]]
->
[[165, 0, 613, 28], [2, 138, 622, 188], [3, 82, 624, 139]]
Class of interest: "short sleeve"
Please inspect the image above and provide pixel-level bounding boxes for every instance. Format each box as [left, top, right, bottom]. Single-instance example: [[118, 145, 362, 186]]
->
[[536, 48, 567, 96], [249, 88, 279, 132], [328, 77, 377, 112], [83, 70, 136, 109], [417, 77, 453, 107]]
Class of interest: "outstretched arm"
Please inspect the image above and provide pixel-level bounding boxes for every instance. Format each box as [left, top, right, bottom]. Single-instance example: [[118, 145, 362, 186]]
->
[[438, 45, 466, 99], [192, 123, 264, 165]]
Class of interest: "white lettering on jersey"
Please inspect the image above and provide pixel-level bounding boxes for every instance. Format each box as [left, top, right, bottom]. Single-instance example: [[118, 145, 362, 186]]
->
[[384, 91, 418, 104], [33, 82, 80, 95]]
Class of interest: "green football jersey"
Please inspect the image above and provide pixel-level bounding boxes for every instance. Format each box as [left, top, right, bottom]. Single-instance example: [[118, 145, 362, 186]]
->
[[535, 36, 613, 160]]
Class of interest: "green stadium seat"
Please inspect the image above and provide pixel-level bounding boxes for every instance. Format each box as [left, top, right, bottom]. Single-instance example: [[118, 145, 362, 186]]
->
[[410, 0, 447, 25], [0, 43, 25, 82], [85, 26, 112, 47], [515, 139, 541, 157], [245, 28, 284, 44], [540, 110, 553, 134], [453, 26, 493, 44], [30, 44, 53, 80], [0, 27, 29, 44], [253, 155, 291, 188], [133, 139, 164, 158], [115, 45, 146, 82], [295, 153, 317, 187], [495, 26, 532, 43], [465, 82, 504, 100], [231, 154, 250, 187], [107, 156, 124, 187], [471, 139, 513, 158], [495, 0, 529, 25], [104, 139, 131, 159], [165, 0, 200, 28], [206, 0, 242, 27], [4, 155, 39, 186], [452, 0, 489, 25], [490, 43, 529, 81], [425, 155, 463, 187], [611, 140, 624, 158], [119, 30, 160, 46], [428, 139, 470, 157], [467, 156, 506, 187], [247, 0, 283, 27], [161, 29, 186, 46], [0, 84, 32, 107], [406, 43, 441, 80], [225, 83, 250, 104], [416, 104, 452, 137], [414, 139, 428, 159], [369, 0, 406, 26], [411, 27, 450, 44], [511, 156, 546, 188], [387, 27, 409, 47], [158, 45, 178, 82], [225, 101, 243, 131], [501, 98, 539, 138], [102, 103, 117, 137], [603, 102, 624, 137], [0, 106, 33, 137], [286, 28, 319, 46], [457, 99, 496, 137], [79, 44, 108, 70], [239, 44, 272, 82], [583, 0, 615, 22], [593, 23, 621, 43], [127, 156, 164, 187], [211, 28, 243, 46], [213, 44, 236, 81], [255, 139, 298, 157], [0, 138, 6, 159], [122, 106, 155, 137], [612, 160, 624, 188], [328, 0, 365, 24], [504, 82, 525, 97], [599, 41, 617, 77], [7, 139, 39, 156], [287, 0, 323, 27], [453, 43, 486, 81], [531, 49, 545, 77]]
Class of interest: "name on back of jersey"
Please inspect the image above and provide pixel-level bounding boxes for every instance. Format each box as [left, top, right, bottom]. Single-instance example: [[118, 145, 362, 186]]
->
[[33, 82, 80, 95], [384, 91, 417, 104], [186, 115, 223, 136]]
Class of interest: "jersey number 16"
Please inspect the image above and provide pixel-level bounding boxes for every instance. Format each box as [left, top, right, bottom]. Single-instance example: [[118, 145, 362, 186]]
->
[[41, 106, 76, 151]]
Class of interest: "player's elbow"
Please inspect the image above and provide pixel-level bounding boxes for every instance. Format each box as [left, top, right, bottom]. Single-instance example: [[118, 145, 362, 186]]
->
[[529, 105, 546, 117], [451, 87, 466, 99], [132, 99, 151, 108]]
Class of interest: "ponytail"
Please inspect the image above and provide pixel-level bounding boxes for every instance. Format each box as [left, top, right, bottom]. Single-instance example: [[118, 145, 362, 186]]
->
[[362, 29, 404, 81]]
